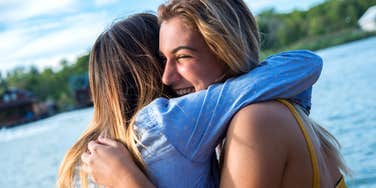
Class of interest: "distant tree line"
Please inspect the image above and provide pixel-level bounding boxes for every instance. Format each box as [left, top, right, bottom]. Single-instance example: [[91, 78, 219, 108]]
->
[[0, 0, 375, 112], [0, 55, 89, 110], [258, 0, 376, 52]]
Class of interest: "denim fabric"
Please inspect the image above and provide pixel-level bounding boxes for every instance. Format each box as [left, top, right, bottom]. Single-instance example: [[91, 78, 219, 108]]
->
[[134, 50, 323, 188]]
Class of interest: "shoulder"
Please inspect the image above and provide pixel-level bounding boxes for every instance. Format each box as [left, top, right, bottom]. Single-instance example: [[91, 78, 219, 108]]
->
[[236, 101, 289, 120], [231, 101, 295, 130], [221, 101, 298, 187], [227, 101, 297, 150]]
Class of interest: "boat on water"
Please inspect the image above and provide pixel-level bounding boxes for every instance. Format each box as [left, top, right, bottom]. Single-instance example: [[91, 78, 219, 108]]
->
[[0, 88, 56, 128]]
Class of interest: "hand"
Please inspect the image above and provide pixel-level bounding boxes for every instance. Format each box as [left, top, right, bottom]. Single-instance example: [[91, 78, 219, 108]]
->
[[81, 137, 153, 188]]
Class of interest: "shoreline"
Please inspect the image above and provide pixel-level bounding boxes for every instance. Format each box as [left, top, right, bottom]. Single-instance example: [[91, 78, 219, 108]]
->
[[0, 104, 93, 129], [3, 34, 376, 128], [260, 29, 376, 59]]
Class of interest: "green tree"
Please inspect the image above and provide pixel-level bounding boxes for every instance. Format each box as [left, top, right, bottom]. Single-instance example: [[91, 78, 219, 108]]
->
[[0, 72, 8, 94]]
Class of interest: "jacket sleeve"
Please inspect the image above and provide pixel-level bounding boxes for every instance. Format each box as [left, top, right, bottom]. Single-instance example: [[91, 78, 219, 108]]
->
[[137, 50, 322, 162]]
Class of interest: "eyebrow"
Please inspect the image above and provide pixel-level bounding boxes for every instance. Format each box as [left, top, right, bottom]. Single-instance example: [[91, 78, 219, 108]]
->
[[171, 46, 197, 54]]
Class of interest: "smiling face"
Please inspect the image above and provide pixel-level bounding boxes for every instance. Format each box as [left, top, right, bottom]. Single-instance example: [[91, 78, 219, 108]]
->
[[159, 16, 226, 96]]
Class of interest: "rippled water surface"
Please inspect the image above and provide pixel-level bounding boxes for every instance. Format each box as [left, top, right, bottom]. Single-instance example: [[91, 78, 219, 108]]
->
[[313, 37, 376, 187], [0, 37, 375, 187]]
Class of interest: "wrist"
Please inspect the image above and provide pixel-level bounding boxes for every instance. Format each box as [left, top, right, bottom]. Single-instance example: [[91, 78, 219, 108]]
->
[[112, 164, 155, 188]]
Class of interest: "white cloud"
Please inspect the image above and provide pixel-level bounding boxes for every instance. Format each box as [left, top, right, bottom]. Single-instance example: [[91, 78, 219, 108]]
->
[[0, 0, 326, 75], [94, 0, 119, 7], [0, 12, 110, 73], [0, 0, 77, 23]]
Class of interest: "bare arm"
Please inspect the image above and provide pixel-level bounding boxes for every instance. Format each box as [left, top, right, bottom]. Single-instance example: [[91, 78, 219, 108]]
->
[[220, 102, 293, 188], [81, 137, 155, 188]]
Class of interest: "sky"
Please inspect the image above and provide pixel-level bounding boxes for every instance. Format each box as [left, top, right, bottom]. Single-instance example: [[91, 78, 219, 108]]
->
[[0, 0, 326, 75]]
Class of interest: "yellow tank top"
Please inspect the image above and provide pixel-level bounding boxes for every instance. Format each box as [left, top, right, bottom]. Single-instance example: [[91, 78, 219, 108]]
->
[[277, 99, 347, 188]]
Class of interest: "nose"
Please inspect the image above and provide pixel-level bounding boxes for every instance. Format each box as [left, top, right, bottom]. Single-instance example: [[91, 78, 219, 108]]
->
[[162, 59, 179, 86]]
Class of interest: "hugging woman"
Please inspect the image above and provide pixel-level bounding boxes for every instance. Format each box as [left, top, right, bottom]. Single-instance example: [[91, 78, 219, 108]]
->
[[58, 1, 348, 188]]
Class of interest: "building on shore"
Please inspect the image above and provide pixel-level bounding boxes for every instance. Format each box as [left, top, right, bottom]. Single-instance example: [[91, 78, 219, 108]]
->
[[0, 88, 39, 127], [358, 6, 376, 32]]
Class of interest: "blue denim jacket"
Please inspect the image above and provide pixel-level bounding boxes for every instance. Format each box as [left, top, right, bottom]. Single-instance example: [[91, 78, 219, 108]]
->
[[134, 50, 322, 188]]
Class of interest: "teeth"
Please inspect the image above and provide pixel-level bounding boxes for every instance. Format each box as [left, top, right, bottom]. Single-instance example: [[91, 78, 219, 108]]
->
[[176, 87, 195, 96]]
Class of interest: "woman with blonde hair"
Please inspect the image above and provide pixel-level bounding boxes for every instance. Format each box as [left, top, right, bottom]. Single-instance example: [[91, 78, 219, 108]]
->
[[156, 0, 349, 187], [58, 1, 342, 188]]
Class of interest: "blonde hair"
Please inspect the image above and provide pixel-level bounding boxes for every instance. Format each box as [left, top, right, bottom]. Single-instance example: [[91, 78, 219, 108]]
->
[[158, 0, 260, 78], [294, 104, 350, 175], [57, 13, 166, 188], [159, 0, 349, 180]]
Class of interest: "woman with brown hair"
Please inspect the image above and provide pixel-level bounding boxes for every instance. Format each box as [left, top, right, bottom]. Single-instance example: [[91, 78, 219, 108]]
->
[[57, 13, 165, 188], [58, 3, 333, 188]]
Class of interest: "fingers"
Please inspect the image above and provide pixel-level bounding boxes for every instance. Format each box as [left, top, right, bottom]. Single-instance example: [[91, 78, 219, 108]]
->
[[81, 162, 90, 173], [87, 140, 102, 153], [81, 152, 91, 173], [81, 152, 90, 163], [97, 137, 119, 148]]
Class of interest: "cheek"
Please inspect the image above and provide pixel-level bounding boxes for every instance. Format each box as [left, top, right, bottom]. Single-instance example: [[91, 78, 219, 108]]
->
[[176, 66, 189, 81], [201, 63, 222, 80], [177, 64, 200, 81], [177, 61, 217, 87]]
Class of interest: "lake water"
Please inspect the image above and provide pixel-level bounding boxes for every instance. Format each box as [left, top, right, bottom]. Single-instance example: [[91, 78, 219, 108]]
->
[[0, 37, 375, 188], [312, 36, 376, 187]]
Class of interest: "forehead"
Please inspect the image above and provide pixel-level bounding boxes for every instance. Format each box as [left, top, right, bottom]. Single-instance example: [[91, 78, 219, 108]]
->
[[159, 17, 204, 53]]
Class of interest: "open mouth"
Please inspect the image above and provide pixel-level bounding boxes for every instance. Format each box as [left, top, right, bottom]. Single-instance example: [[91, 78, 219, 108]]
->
[[175, 87, 195, 96]]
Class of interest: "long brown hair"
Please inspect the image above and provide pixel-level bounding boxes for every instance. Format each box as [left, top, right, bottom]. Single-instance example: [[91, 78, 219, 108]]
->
[[57, 13, 166, 188], [158, 0, 260, 78], [158, 0, 349, 177]]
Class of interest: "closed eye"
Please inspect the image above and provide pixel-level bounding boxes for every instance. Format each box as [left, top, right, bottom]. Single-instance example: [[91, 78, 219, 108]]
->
[[176, 55, 192, 60]]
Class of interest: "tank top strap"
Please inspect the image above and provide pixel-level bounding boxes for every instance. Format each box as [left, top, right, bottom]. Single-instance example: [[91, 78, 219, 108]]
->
[[276, 99, 320, 188], [335, 176, 347, 188]]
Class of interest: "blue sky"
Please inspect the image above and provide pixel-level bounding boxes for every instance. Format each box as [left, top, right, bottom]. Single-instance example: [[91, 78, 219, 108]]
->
[[0, 0, 325, 74]]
